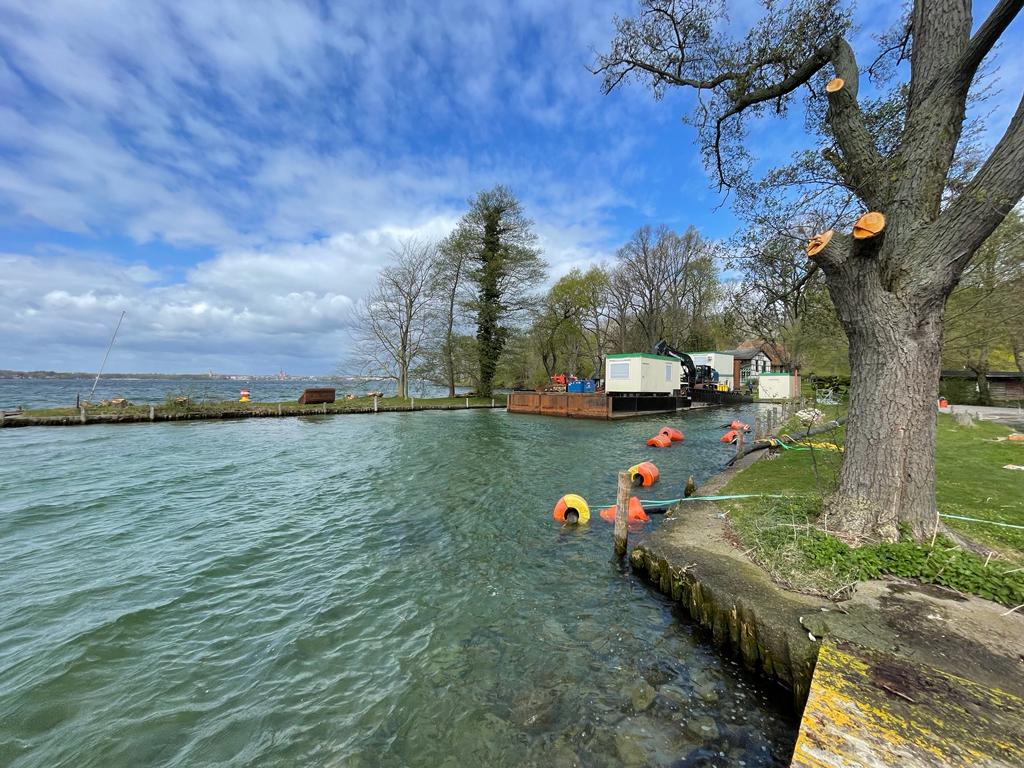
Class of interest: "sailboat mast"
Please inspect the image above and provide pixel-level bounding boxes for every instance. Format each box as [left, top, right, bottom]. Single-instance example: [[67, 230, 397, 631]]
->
[[89, 310, 126, 399]]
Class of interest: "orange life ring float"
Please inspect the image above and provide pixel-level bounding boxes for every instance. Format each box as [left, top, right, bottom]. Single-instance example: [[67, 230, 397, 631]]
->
[[552, 493, 590, 524], [659, 426, 684, 442], [629, 461, 660, 487], [646, 434, 672, 448], [721, 429, 739, 444], [599, 496, 649, 523]]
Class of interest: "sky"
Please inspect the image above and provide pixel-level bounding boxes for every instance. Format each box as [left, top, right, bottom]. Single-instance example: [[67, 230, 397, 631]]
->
[[0, 1, 1020, 375]]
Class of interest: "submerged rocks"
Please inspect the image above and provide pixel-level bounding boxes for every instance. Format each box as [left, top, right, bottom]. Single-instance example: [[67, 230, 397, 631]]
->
[[624, 678, 657, 713], [684, 715, 720, 741]]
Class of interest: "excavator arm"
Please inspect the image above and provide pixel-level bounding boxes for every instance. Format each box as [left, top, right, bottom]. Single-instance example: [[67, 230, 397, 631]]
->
[[653, 340, 697, 391]]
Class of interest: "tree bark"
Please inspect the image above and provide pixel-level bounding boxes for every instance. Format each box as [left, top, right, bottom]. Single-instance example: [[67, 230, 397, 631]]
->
[[971, 364, 992, 406], [821, 256, 945, 542]]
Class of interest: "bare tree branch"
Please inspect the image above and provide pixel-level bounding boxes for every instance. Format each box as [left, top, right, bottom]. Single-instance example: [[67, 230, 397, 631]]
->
[[957, 0, 1024, 85], [930, 91, 1024, 286]]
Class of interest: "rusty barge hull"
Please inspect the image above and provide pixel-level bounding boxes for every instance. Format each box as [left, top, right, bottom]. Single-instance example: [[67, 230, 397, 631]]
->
[[506, 391, 691, 420]]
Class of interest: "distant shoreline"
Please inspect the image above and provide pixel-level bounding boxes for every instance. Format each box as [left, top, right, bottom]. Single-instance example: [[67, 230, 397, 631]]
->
[[0, 371, 377, 382], [1, 395, 507, 428]]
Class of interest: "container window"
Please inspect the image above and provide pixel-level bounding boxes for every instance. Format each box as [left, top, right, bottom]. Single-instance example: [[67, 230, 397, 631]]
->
[[609, 362, 630, 379], [665, 363, 672, 382]]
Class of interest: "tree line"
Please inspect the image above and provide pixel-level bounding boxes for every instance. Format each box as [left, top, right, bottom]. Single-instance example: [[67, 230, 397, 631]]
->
[[353, 183, 1022, 402], [352, 186, 751, 398]]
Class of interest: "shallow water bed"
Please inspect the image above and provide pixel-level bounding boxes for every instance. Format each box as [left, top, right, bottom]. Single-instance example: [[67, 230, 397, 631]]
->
[[0, 407, 795, 767]]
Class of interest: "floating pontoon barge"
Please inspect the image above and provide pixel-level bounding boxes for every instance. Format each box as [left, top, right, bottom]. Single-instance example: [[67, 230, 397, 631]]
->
[[506, 391, 691, 420]]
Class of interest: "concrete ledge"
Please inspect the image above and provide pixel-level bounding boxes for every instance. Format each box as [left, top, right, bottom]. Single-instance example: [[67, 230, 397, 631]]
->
[[631, 451, 1024, 765], [792, 638, 1024, 767], [629, 451, 825, 708]]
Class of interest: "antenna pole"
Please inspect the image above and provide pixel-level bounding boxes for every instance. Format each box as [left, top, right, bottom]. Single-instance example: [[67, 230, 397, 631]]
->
[[89, 310, 126, 399]]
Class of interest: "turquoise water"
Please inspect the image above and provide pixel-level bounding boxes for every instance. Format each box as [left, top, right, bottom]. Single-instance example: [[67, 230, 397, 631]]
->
[[0, 407, 795, 767]]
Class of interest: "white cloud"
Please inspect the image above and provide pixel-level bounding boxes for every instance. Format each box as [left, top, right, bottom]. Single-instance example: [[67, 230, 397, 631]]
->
[[1, 0, 1020, 373]]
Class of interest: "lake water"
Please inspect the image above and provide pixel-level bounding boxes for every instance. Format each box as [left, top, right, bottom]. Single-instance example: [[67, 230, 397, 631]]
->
[[0, 378, 464, 411], [0, 403, 796, 766]]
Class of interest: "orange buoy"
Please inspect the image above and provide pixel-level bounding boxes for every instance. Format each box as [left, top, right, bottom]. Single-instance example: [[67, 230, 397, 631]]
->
[[1008, 434, 1024, 442], [599, 496, 649, 523], [721, 429, 739, 444], [646, 434, 672, 448], [629, 461, 660, 487], [659, 426, 684, 442], [730, 420, 750, 432], [552, 494, 590, 524]]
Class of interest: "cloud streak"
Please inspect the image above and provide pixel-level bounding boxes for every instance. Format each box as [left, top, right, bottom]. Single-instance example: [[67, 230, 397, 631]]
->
[[0, 0, 1020, 372]]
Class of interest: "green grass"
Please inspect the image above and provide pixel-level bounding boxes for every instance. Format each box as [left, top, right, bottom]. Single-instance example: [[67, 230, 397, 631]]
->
[[18, 394, 507, 419], [719, 413, 1024, 604]]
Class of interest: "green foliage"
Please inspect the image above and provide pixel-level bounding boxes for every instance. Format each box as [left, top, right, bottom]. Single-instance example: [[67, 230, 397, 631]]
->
[[732, 497, 1024, 606], [452, 186, 546, 397]]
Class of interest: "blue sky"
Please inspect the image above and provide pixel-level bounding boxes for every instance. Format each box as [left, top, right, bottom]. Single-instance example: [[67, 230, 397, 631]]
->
[[0, 1, 1020, 374]]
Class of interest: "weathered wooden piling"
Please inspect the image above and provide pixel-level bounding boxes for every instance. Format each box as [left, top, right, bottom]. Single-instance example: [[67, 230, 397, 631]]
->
[[614, 470, 630, 557]]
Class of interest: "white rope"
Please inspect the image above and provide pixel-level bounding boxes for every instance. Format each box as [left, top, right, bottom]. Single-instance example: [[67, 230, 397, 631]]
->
[[939, 513, 1024, 530]]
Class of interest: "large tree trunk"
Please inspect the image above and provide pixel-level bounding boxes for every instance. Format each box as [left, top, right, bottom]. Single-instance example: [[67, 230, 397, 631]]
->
[[822, 266, 945, 542]]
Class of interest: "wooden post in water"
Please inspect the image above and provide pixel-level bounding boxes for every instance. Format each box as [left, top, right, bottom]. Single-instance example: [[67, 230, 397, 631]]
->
[[614, 470, 631, 558], [277, 403, 282, 416], [735, 429, 745, 460], [411, 397, 415, 410], [373, 396, 378, 413], [149, 406, 155, 422], [466, 396, 470, 408], [491, 398, 495, 408], [79, 406, 86, 424]]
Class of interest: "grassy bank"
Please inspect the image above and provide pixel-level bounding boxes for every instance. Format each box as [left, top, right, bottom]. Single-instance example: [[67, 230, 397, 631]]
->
[[719, 412, 1024, 605], [7, 395, 507, 423]]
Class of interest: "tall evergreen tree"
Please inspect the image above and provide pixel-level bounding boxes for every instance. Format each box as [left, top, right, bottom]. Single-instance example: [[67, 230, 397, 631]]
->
[[453, 186, 545, 396]]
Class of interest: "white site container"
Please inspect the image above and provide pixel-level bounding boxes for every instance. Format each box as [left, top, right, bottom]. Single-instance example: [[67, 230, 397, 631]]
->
[[758, 372, 800, 400], [605, 354, 680, 395], [688, 352, 736, 390]]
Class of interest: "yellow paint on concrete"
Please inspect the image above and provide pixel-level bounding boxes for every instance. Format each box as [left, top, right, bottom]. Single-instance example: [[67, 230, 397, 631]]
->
[[791, 639, 1024, 767]]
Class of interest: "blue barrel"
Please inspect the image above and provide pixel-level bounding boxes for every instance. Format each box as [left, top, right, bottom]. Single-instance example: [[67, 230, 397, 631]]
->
[[567, 381, 585, 393], [582, 379, 596, 393]]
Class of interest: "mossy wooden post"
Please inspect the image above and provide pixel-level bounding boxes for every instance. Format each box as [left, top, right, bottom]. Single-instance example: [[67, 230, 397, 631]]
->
[[736, 429, 745, 459], [373, 396, 378, 413], [466, 396, 470, 408], [79, 406, 86, 424], [614, 470, 630, 558], [149, 406, 155, 422], [411, 397, 415, 411]]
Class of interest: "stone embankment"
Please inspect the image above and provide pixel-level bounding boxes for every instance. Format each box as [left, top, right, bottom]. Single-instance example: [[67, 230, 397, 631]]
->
[[630, 452, 1024, 766]]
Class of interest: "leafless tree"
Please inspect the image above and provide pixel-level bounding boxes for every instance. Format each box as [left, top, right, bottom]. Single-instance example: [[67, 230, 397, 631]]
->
[[352, 240, 438, 399]]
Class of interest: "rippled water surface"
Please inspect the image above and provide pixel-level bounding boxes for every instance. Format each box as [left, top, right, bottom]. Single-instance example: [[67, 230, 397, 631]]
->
[[1, 407, 796, 767]]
